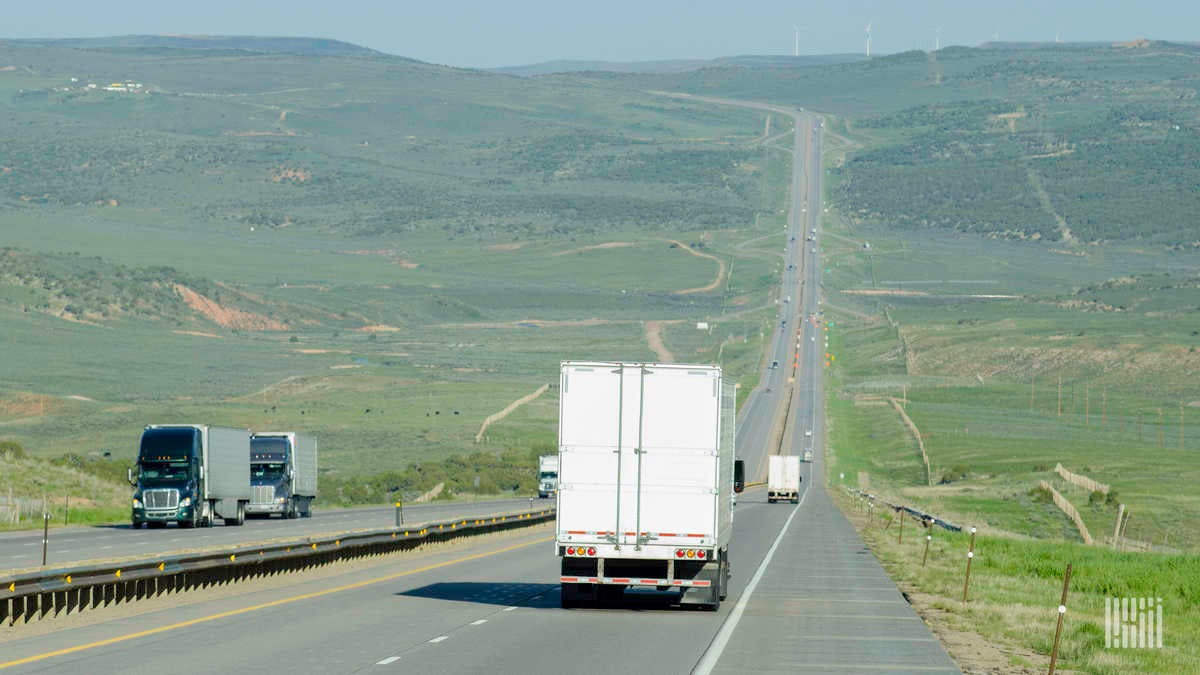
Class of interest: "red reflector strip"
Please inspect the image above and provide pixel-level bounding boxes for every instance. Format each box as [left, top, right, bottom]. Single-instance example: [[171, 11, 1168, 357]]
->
[[566, 530, 586, 535], [588, 578, 600, 583], [686, 533, 707, 538], [611, 578, 631, 583], [560, 576, 579, 582], [693, 580, 711, 587], [658, 532, 677, 537], [640, 579, 658, 584], [671, 580, 684, 585]]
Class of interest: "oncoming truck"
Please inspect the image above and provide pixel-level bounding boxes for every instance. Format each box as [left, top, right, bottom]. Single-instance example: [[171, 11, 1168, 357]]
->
[[130, 425, 251, 528], [767, 454, 802, 504], [556, 361, 742, 610], [248, 432, 318, 518], [538, 454, 559, 498]]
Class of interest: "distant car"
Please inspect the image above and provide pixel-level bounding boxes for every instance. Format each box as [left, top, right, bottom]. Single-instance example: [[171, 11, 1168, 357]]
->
[[804, 429, 813, 438], [770, 360, 779, 369], [787, 264, 795, 270], [781, 319, 787, 326], [810, 247, 816, 254], [790, 236, 796, 241]]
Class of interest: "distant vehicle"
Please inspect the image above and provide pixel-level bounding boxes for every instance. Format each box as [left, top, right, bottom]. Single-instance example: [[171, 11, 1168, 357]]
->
[[790, 236, 796, 242], [557, 361, 741, 610], [539, 454, 560, 498], [781, 319, 787, 326], [768, 455, 801, 504], [805, 429, 813, 438], [810, 247, 816, 254], [130, 425, 251, 528], [787, 264, 795, 270], [248, 432, 317, 518], [770, 360, 779, 369], [803, 448, 814, 463]]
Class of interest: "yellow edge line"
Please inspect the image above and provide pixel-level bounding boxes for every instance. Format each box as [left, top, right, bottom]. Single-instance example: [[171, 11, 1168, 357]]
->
[[0, 534, 554, 670]]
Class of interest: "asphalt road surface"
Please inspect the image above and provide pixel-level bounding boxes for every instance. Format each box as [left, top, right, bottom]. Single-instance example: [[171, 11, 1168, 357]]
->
[[0, 498, 542, 573]]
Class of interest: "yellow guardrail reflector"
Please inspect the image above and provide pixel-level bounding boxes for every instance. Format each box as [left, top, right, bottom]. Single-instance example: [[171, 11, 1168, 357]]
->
[[114, 570, 121, 578], [65, 575, 72, 584], [229, 555, 236, 562], [158, 562, 165, 571]]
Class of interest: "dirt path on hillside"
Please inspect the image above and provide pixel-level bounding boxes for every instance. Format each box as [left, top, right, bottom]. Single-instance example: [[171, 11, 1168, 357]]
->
[[645, 320, 682, 363], [552, 242, 635, 256], [475, 384, 550, 443], [667, 240, 726, 294]]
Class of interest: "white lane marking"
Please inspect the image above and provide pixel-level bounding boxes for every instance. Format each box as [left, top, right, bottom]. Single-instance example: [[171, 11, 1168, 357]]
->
[[376, 656, 400, 665], [502, 606, 518, 612], [10, 554, 28, 559], [101, 545, 114, 550], [692, 484, 808, 675], [469, 619, 487, 626], [428, 635, 449, 644]]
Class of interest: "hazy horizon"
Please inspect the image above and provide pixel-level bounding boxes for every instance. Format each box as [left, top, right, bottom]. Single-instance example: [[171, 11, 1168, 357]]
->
[[5, 0, 1200, 69]]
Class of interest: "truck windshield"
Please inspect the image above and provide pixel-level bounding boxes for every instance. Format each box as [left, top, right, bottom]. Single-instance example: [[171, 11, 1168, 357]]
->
[[252, 462, 287, 480], [139, 461, 190, 482], [539, 471, 558, 480]]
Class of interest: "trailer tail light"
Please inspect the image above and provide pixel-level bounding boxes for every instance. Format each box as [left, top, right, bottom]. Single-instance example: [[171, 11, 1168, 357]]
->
[[674, 548, 713, 560], [566, 547, 576, 555], [675, 549, 685, 558], [586, 547, 596, 556], [697, 550, 706, 559]]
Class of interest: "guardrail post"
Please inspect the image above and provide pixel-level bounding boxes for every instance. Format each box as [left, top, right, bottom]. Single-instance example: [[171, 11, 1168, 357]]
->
[[395, 500, 404, 527]]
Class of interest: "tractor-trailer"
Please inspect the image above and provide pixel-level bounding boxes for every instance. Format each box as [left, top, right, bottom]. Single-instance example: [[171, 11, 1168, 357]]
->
[[248, 432, 318, 518], [767, 455, 802, 504], [130, 424, 251, 528], [556, 361, 742, 610], [538, 454, 559, 498]]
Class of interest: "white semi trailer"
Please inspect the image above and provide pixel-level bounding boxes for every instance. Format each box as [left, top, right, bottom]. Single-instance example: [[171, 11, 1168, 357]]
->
[[767, 454, 802, 504], [556, 361, 742, 610]]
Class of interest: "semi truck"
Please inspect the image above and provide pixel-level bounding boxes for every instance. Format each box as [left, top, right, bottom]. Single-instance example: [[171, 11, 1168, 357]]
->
[[556, 361, 742, 611], [248, 432, 318, 518], [538, 454, 559, 498], [129, 424, 251, 528], [767, 455, 802, 504]]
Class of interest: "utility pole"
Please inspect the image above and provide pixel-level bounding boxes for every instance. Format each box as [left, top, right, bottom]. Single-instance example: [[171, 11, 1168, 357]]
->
[[1030, 377, 1036, 413], [1085, 386, 1089, 426], [1181, 401, 1186, 449]]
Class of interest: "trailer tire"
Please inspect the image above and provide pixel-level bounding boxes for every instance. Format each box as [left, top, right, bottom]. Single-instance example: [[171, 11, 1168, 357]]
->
[[226, 501, 246, 526], [286, 498, 299, 519]]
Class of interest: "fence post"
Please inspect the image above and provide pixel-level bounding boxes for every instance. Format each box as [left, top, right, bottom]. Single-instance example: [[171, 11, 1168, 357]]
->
[[898, 509, 905, 544], [962, 526, 977, 602], [65, 495, 70, 526], [1047, 562, 1073, 675]]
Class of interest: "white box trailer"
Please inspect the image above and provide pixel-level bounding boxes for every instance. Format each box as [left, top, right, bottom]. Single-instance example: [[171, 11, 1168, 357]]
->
[[768, 455, 802, 504], [556, 361, 741, 610]]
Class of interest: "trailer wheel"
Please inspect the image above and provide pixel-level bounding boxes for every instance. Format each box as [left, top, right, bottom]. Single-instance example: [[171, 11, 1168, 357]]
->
[[226, 501, 246, 526], [719, 553, 730, 601], [286, 498, 299, 519]]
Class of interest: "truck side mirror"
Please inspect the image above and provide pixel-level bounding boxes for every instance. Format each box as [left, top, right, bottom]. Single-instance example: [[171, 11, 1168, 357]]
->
[[733, 460, 745, 494], [126, 466, 135, 486]]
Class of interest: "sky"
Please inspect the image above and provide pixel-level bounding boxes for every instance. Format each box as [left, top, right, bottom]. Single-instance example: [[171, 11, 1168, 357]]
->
[[5, 0, 1200, 69]]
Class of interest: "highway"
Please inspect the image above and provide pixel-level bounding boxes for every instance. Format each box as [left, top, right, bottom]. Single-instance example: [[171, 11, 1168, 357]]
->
[[0, 104, 960, 674], [0, 498, 540, 572]]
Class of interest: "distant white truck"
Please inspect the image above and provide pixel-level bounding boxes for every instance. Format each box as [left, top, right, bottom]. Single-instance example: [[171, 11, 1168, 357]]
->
[[767, 455, 802, 504], [538, 454, 559, 498], [556, 361, 742, 611]]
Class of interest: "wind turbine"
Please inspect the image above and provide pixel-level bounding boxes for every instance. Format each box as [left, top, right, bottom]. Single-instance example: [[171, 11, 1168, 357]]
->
[[794, 25, 800, 56], [865, 22, 872, 57], [935, 26, 942, 51]]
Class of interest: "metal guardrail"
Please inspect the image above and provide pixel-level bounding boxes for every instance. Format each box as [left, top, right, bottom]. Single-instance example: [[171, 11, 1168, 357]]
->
[[1, 507, 554, 627], [844, 488, 961, 533]]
